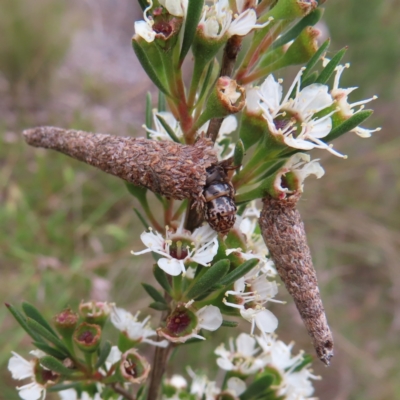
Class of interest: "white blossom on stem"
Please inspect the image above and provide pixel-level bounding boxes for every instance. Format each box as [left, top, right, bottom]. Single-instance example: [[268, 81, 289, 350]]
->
[[8, 350, 58, 400], [331, 63, 381, 138], [257, 69, 344, 157], [131, 220, 218, 276], [215, 333, 266, 374], [111, 307, 169, 347]]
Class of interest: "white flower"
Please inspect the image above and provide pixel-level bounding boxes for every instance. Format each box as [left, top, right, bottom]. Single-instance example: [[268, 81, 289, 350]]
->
[[331, 63, 381, 138], [132, 220, 218, 276], [223, 266, 281, 336], [198, 1, 273, 40], [159, 304, 223, 343], [134, 1, 157, 43], [273, 153, 324, 195], [226, 377, 247, 396], [188, 368, 220, 400], [256, 335, 320, 400], [8, 350, 57, 400], [215, 333, 266, 374], [258, 69, 344, 157], [111, 307, 169, 347], [159, 0, 188, 17]]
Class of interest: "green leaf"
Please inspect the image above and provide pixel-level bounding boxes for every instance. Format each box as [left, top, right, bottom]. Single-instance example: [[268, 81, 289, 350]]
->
[[186, 259, 230, 300], [218, 258, 259, 287], [196, 60, 215, 105], [6, 303, 43, 342], [132, 39, 170, 96], [26, 318, 69, 354], [179, 0, 205, 64], [239, 373, 274, 400], [145, 92, 152, 138], [326, 110, 373, 142], [149, 302, 170, 311], [48, 382, 81, 392], [302, 38, 330, 79], [126, 182, 147, 202], [156, 114, 181, 143], [221, 320, 238, 327], [95, 340, 112, 369], [314, 47, 347, 85], [158, 91, 166, 112], [270, 9, 323, 50], [32, 342, 68, 359], [39, 356, 74, 376], [234, 140, 244, 167], [133, 208, 150, 230], [300, 71, 318, 88], [22, 302, 58, 336], [142, 283, 167, 304], [153, 264, 172, 294]]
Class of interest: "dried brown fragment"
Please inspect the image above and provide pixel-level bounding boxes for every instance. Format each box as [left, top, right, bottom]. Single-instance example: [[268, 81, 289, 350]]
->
[[23, 126, 218, 202], [259, 193, 334, 365]]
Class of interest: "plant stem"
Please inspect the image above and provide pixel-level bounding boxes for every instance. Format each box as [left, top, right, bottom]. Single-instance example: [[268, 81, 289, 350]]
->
[[111, 383, 135, 400]]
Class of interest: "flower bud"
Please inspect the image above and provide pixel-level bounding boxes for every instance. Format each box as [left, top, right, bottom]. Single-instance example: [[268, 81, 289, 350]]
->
[[267, 0, 318, 20], [119, 349, 150, 384], [73, 322, 102, 353], [196, 77, 246, 129], [79, 301, 112, 327], [53, 308, 78, 339]]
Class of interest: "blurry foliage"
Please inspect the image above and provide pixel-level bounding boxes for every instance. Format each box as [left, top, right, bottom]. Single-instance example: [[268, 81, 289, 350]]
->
[[0, 0, 70, 105], [0, 0, 400, 399]]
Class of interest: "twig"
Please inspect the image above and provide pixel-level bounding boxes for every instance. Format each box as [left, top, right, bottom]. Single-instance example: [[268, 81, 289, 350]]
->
[[111, 383, 135, 400]]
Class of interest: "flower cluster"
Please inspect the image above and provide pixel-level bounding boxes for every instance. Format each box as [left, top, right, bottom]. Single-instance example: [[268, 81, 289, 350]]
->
[[162, 332, 319, 400]]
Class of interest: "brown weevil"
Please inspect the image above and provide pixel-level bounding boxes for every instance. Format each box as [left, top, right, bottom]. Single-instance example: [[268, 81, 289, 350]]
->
[[203, 159, 237, 235]]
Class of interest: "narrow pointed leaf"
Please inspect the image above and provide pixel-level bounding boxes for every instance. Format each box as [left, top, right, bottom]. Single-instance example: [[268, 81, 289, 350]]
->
[[39, 356, 74, 376], [32, 342, 68, 359], [95, 341, 112, 369], [153, 264, 172, 294], [218, 258, 259, 287], [132, 39, 170, 96], [196, 61, 215, 105], [292, 353, 313, 372], [133, 208, 150, 230], [142, 283, 167, 303], [302, 38, 330, 79], [48, 383, 81, 392], [126, 182, 147, 203], [186, 259, 230, 299], [326, 110, 373, 142], [6, 303, 43, 342], [137, 0, 148, 11], [158, 91, 166, 112], [234, 140, 244, 167], [156, 114, 181, 143], [22, 302, 57, 336], [239, 374, 274, 399], [149, 302, 170, 311], [145, 92, 152, 138], [314, 47, 347, 85], [26, 318, 69, 354], [179, 0, 205, 64], [301, 71, 318, 88], [221, 320, 238, 327], [270, 9, 323, 50]]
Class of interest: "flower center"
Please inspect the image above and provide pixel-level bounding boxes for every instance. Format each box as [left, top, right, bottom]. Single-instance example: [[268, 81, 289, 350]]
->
[[168, 239, 192, 260], [167, 310, 191, 334]]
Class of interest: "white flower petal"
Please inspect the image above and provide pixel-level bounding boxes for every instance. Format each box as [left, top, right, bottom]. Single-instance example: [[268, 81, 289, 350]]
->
[[17, 382, 44, 400], [255, 309, 278, 333], [197, 305, 223, 331], [227, 377, 247, 395], [8, 352, 33, 380], [158, 257, 185, 276], [134, 20, 156, 43], [236, 333, 257, 356], [228, 9, 257, 36], [106, 346, 122, 365]]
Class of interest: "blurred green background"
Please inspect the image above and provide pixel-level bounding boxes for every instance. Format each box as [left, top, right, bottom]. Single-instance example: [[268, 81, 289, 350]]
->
[[0, 1, 399, 399]]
